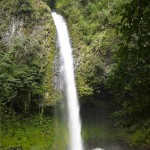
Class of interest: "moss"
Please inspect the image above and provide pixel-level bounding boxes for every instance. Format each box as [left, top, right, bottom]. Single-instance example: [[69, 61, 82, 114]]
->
[[0, 107, 70, 150], [0, 115, 55, 150]]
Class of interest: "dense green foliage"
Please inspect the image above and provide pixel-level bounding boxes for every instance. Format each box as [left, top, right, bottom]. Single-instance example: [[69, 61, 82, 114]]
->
[[0, 0, 149, 149], [55, 0, 126, 96], [109, 0, 150, 123], [0, 0, 33, 16], [55, 0, 150, 148], [0, 0, 56, 114], [0, 38, 44, 113], [0, 0, 57, 148], [108, 0, 150, 147], [0, 110, 55, 150]]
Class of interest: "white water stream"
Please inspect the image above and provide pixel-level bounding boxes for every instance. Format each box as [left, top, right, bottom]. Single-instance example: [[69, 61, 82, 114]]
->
[[52, 12, 83, 150]]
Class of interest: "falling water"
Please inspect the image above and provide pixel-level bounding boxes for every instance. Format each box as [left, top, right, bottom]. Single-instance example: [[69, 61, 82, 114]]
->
[[52, 12, 84, 150]]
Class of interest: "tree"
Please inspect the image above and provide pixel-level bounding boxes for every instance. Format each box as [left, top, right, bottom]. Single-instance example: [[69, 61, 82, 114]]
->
[[0, 38, 44, 114], [109, 0, 150, 129]]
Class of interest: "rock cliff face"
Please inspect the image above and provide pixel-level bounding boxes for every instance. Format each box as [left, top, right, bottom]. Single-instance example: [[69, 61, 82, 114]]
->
[[55, 1, 118, 97], [0, 0, 57, 110]]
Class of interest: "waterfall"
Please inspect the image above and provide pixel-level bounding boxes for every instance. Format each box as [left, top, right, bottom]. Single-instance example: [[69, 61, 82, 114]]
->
[[52, 12, 84, 150]]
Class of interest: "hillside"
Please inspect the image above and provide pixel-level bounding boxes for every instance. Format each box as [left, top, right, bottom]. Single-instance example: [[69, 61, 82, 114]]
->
[[0, 0, 150, 149]]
